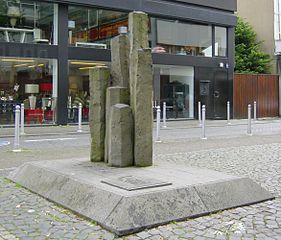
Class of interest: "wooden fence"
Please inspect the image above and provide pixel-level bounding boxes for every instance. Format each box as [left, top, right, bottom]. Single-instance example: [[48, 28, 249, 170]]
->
[[234, 74, 279, 119]]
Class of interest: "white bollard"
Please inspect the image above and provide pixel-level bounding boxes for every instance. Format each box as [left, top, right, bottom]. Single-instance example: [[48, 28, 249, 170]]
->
[[198, 101, 202, 126], [163, 102, 167, 128], [20, 103, 25, 135], [155, 105, 161, 142], [247, 104, 252, 135], [227, 101, 231, 125], [77, 103, 83, 133], [13, 105, 21, 152], [201, 105, 207, 140], [254, 101, 257, 121]]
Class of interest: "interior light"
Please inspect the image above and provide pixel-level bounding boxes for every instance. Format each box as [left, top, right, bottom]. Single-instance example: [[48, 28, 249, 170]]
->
[[28, 65, 36, 68], [70, 61, 105, 66], [1, 58, 35, 63], [37, 64, 45, 67], [14, 64, 28, 68], [79, 65, 106, 70]]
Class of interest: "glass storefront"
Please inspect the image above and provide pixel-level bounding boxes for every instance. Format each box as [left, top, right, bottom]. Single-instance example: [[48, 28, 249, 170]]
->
[[68, 60, 109, 123], [153, 65, 194, 119], [215, 26, 227, 57], [68, 6, 128, 48], [0, 57, 57, 125], [0, 0, 55, 44], [155, 19, 212, 57]]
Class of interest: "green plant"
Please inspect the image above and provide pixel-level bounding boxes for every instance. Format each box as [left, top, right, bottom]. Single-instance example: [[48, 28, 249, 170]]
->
[[235, 17, 271, 74]]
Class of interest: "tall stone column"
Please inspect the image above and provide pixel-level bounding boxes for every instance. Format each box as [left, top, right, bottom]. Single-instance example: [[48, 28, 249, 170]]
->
[[130, 49, 153, 166], [111, 35, 130, 88], [89, 67, 110, 162], [129, 12, 153, 166]]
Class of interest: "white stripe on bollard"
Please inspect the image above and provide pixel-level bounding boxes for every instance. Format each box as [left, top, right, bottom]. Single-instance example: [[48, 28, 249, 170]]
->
[[227, 101, 231, 125], [254, 101, 257, 121], [247, 104, 252, 135], [20, 103, 25, 135], [155, 105, 161, 142], [163, 102, 167, 128], [198, 101, 202, 127], [13, 105, 21, 152], [77, 103, 83, 133], [201, 105, 207, 140]]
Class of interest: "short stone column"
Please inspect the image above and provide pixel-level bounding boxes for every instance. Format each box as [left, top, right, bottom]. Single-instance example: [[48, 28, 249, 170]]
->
[[108, 104, 133, 167], [104, 87, 130, 162], [89, 67, 110, 162], [111, 35, 130, 88]]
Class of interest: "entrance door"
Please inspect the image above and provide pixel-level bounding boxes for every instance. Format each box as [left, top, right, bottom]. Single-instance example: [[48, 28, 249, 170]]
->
[[213, 69, 228, 119], [195, 67, 228, 119]]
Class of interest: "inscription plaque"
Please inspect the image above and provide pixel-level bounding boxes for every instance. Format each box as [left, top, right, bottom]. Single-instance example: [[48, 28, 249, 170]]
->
[[101, 175, 172, 191]]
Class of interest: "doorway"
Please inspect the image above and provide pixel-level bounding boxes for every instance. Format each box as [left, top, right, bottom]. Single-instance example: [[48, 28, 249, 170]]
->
[[195, 67, 229, 119]]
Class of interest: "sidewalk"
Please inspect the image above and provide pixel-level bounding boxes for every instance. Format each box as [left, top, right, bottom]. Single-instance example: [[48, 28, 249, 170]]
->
[[1, 117, 281, 138]]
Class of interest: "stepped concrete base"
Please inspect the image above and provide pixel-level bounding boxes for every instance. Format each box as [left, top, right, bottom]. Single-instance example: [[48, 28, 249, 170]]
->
[[8, 159, 273, 236]]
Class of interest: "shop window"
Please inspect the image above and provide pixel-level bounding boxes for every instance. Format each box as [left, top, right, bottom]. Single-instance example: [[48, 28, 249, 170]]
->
[[215, 26, 227, 57], [0, 1, 56, 44], [155, 19, 212, 57], [153, 65, 194, 119], [0, 57, 57, 125], [68, 6, 128, 48], [68, 60, 109, 123]]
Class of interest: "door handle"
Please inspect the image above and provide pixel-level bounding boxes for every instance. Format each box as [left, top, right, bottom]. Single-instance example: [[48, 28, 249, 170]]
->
[[214, 91, 220, 98]]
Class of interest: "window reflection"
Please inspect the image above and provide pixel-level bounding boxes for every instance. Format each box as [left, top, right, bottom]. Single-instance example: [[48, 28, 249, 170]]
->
[[215, 26, 227, 57], [0, 57, 57, 125], [155, 19, 212, 57], [0, 0, 55, 44], [153, 65, 194, 119], [68, 6, 128, 48]]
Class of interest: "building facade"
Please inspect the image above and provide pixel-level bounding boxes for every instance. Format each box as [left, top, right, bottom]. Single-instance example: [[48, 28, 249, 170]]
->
[[237, 0, 281, 74], [0, 0, 237, 125]]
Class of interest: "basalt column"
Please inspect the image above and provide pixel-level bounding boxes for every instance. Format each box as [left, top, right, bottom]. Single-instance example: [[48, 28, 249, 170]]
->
[[89, 67, 110, 162], [129, 12, 153, 167]]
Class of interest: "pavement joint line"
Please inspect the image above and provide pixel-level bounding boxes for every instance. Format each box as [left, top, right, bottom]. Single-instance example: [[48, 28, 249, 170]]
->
[[24, 137, 78, 142], [0, 167, 16, 171]]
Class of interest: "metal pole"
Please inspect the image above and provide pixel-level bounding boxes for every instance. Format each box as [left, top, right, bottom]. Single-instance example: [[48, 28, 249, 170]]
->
[[156, 105, 161, 142], [201, 105, 207, 140], [13, 105, 21, 152], [254, 101, 257, 121], [20, 103, 25, 135], [247, 104, 252, 135], [227, 101, 231, 125], [198, 101, 202, 126], [77, 103, 82, 133], [163, 102, 167, 128]]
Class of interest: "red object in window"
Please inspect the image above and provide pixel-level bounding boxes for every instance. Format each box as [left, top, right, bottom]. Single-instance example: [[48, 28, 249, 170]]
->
[[40, 83, 52, 92], [25, 109, 44, 124]]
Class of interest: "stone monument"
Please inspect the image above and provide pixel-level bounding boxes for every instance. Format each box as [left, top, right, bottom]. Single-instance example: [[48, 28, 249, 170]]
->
[[89, 11, 153, 167]]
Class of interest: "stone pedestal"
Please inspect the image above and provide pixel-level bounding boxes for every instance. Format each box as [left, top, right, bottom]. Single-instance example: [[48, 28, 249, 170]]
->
[[89, 67, 110, 162], [105, 87, 130, 162], [108, 104, 133, 167]]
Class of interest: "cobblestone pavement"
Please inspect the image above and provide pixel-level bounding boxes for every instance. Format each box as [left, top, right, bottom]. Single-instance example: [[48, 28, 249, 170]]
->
[[1, 141, 281, 239]]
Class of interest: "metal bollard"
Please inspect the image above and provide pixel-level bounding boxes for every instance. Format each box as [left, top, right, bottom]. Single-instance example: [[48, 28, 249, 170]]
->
[[227, 101, 231, 125], [254, 101, 257, 121], [13, 105, 21, 152], [77, 103, 83, 133], [201, 105, 207, 140], [247, 104, 252, 135], [155, 105, 161, 142], [198, 101, 202, 126], [20, 103, 25, 135], [163, 102, 167, 128]]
